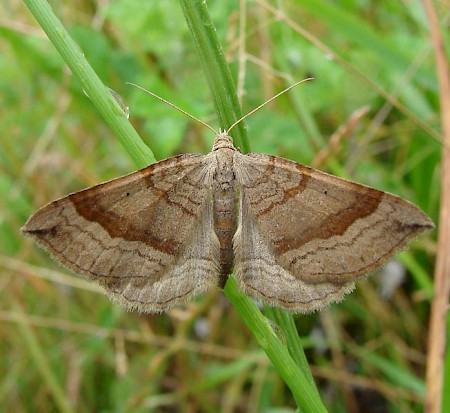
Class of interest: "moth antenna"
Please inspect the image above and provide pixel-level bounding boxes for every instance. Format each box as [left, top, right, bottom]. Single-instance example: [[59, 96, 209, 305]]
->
[[227, 78, 314, 134], [127, 82, 217, 135]]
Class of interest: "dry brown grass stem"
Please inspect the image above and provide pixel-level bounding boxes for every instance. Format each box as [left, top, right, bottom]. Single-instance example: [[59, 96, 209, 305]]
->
[[423, 0, 450, 412]]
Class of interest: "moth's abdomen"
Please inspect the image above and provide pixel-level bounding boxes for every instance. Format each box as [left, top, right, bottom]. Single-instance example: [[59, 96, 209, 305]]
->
[[212, 153, 238, 288], [213, 185, 238, 287]]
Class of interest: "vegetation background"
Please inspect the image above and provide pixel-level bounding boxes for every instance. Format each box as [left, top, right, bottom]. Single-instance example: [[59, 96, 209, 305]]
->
[[0, 0, 444, 412]]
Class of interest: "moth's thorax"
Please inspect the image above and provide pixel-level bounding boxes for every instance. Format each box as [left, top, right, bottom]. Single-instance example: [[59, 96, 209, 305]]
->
[[212, 131, 236, 151], [212, 137, 238, 287]]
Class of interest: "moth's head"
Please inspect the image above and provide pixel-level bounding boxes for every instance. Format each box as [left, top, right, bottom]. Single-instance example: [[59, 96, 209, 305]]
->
[[212, 130, 235, 151]]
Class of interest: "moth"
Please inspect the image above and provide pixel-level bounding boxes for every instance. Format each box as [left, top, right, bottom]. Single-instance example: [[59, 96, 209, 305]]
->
[[22, 126, 433, 313]]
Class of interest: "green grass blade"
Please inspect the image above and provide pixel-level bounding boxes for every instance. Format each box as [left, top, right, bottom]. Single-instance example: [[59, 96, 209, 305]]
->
[[264, 307, 318, 394], [224, 278, 327, 412], [178, 0, 249, 153]]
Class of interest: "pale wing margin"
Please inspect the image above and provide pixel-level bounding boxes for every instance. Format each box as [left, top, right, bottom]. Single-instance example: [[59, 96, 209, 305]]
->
[[22, 154, 220, 312]]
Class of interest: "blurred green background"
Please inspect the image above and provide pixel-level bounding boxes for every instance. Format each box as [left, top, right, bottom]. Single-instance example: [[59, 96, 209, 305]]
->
[[0, 0, 443, 412]]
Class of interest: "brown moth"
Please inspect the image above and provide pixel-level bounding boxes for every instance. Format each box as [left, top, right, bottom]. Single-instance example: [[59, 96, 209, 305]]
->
[[22, 128, 433, 313]]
